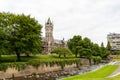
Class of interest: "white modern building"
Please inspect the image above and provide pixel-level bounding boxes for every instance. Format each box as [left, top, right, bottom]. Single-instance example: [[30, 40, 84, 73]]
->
[[107, 33, 120, 51]]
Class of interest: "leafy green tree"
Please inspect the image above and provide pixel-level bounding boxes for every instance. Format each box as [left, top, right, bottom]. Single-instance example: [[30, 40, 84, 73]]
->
[[0, 29, 9, 59], [82, 37, 92, 49], [106, 41, 111, 51], [91, 43, 101, 56], [80, 48, 92, 65], [0, 12, 42, 61], [91, 43, 102, 64], [0, 12, 12, 59], [67, 35, 82, 57], [92, 56, 102, 64], [100, 42, 105, 58], [51, 47, 72, 58], [100, 42, 110, 59], [67, 35, 111, 64], [114, 51, 120, 55]]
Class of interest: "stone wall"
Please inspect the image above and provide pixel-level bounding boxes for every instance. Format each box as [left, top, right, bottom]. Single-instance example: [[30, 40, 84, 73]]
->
[[4, 63, 105, 80], [0, 58, 92, 79], [109, 55, 120, 58], [0, 64, 76, 79], [81, 58, 94, 65]]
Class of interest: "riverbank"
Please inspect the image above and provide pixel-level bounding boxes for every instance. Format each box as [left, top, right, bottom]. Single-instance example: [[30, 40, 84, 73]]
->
[[2, 63, 106, 80], [59, 63, 106, 80]]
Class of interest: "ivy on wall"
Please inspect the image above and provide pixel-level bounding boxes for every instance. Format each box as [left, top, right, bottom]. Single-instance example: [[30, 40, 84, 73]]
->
[[0, 59, 81, 72]]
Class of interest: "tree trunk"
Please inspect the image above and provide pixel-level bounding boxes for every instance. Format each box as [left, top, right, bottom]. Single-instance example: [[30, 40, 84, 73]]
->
[[0, 54, 1, 62], [79, 53, 81, 58], [89, 58, 92, 65], [26, 53, 30, 57], [59, 54, 61, 58], [12, 73, 15, 80], [75, 54, 77, 58], [93, 60, 96, 65], [64, 54, 66, 58], [16, 52, 21, 61]]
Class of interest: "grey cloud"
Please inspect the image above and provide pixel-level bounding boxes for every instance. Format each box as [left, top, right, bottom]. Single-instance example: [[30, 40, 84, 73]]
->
[[0, 0, 120, 45]]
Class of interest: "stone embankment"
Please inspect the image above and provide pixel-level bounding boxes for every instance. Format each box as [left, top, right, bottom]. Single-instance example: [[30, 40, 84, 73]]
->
[[2, 63, 105, 80]]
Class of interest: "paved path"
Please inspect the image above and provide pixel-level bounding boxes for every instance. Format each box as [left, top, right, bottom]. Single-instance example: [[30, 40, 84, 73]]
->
[[107, 61, 120, 77]]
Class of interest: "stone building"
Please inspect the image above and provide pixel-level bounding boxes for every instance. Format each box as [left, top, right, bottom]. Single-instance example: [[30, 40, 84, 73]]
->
[[107, 33, 120, 51], [42, 18, 66, 54]]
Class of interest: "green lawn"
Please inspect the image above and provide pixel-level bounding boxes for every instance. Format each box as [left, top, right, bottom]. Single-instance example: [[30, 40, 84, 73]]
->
[[70, 74, 120, 80], [62, 65, 118, 80], [0, 54, 76, 63], [113, 58, 120, 61], [111, 74, 120, 80]]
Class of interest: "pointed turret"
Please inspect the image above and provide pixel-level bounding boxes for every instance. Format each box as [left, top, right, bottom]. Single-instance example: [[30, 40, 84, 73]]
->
[[63, 38, 64, 41], [46, 17, 52, 24]]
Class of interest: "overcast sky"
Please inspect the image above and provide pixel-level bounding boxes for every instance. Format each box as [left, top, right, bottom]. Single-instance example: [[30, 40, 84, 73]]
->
[[0, 0, 120, 45]]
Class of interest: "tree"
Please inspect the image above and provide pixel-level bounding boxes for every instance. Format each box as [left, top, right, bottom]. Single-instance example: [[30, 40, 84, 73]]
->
[[114, 51, 120, 55], [0, 12, 12, 60], [100, 42, 110, 59], [0, 12, 42, 61], [91, 43, 101, 56], [51, 47, 72, 58], [82, 37, 92, 49], [106, 41, 111, 51], [0, 29, 9, 59], [80, 48, 92, 65], [67, 35, 82, 57], [92, 56, 102, 64]]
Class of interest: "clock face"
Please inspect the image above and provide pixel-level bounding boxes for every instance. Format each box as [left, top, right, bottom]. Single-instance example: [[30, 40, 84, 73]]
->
[[46, 27, 53, 33]]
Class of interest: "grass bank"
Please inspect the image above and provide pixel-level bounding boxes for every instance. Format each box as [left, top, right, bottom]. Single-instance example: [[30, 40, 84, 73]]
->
[[0, 54, 80, 71], [0, 54, 76, 63], [62, 65, 118, 80]]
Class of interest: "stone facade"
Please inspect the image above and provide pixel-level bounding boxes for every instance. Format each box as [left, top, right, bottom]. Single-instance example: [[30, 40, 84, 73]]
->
[[42, 18, 66, 54], [107, 33, 120, 51]]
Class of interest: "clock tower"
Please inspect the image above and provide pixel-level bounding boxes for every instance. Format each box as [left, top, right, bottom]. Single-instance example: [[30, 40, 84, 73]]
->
[[45, 18, 54, 53]]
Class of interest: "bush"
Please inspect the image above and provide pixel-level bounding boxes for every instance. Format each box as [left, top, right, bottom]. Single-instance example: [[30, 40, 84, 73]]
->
[[51, 47, 72, 58], [92, 56, 102, 64]]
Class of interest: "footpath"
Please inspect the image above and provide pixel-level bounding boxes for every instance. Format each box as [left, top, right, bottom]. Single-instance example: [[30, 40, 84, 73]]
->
[[107, 61, 120, 77]]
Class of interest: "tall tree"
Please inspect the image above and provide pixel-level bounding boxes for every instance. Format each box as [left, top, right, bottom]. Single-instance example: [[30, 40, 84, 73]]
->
[[82, 37, 92, 49], [67, 35, 82, 57], [100, 42, 110, 58], [0, 28, 9, 59], [80, 48, 92, 65], [91, 43, 101, 56], [106, 41, 111, 51], [0, 12, 12, 59], [0, 12, 42, 61]]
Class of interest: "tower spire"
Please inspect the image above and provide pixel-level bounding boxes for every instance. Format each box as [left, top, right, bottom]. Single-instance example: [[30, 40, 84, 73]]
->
[[47, 17, 52, 24]]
